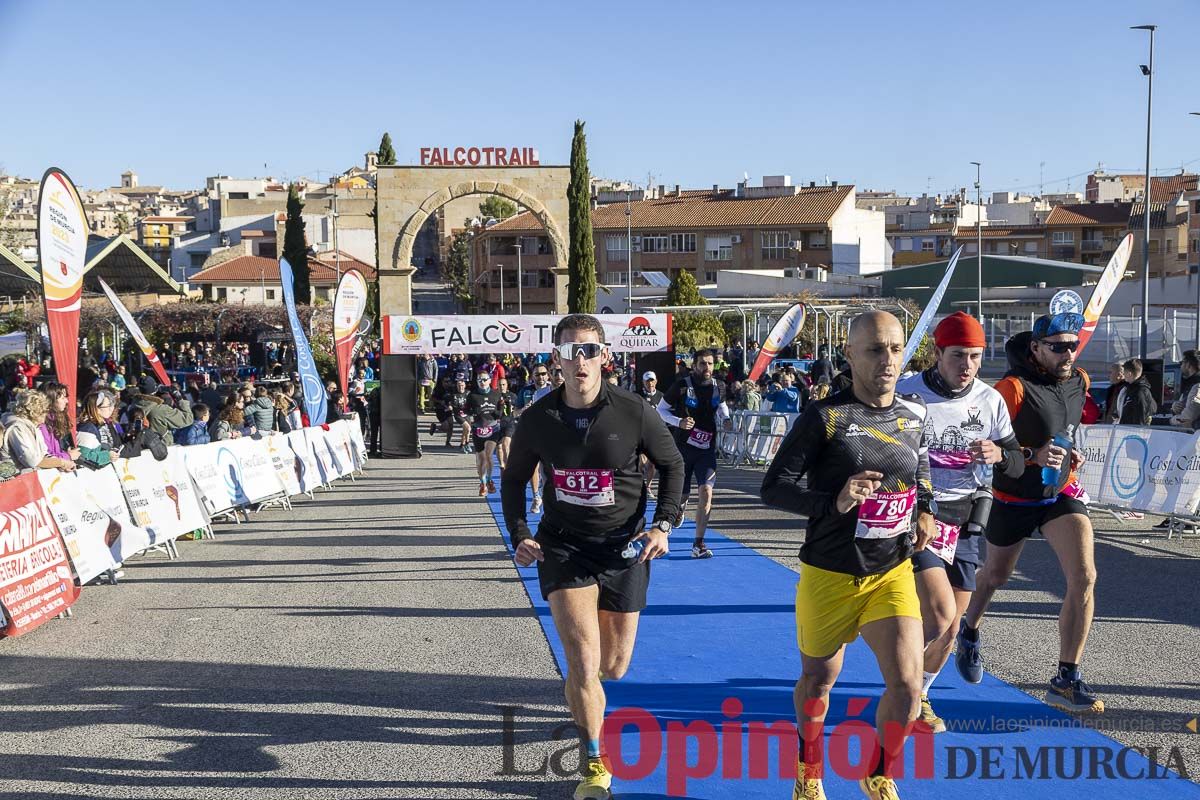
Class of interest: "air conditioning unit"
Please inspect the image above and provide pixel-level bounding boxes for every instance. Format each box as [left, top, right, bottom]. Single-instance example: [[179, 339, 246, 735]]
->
[[730, 235, 742, 244], [783, 269, 794, 278], [790, 240, 803, 251], [631, 235, 642, 244]]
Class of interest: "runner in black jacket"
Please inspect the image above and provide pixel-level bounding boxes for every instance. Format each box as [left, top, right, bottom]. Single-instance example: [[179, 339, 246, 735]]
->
[[500, 314, 683, 800], [467, 373, 503, 496]]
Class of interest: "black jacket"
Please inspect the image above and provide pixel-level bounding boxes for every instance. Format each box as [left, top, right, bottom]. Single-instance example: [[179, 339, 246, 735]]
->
[[1118, 376, 1157, 425], [501, 383, 684, 547]]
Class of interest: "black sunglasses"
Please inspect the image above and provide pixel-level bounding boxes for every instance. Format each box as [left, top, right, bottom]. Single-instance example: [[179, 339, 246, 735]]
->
[[1039, 340, 1079, 354]]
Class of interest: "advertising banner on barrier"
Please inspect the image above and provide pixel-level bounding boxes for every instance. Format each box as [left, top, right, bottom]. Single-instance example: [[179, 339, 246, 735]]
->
[[1076, 424, 1200, 515], [184, 439, 286, 514], [264, 434, 303, 497], [306, 427, 338, 484], [36, 471, 118, 584], [117, 450, 208, 542], [226, 438, 286, 503], [346, 420, 368, 469], [322, 422, 356, 480], [286, 430, 323, 493], [75, 466, 154, 562], [0, 472, 78, 636], [383, 313, 673, 355], [99, 278, 170, 386], [37, 167, 88, 431]]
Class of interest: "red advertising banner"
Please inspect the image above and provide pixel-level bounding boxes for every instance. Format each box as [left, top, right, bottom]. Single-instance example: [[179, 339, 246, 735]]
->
[[37, 167, 89, 431], [0, 473, 79, 637], [333, 269, 368, 396]]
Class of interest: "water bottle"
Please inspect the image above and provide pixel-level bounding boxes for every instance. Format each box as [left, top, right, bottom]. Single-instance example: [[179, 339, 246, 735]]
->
[[621, 537, 645, 560], [1040, 431, 1074, 487], [963, 488, 993, 537]]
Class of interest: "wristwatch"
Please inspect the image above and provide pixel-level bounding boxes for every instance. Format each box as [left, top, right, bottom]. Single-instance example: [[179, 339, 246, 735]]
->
[[917, 497, 938, 516], [653, 519, 673, 536], [1021, 446, 1035, 462]]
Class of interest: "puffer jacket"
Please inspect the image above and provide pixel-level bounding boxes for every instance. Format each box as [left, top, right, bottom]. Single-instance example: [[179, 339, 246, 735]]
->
[[132, 394, 193, 449]]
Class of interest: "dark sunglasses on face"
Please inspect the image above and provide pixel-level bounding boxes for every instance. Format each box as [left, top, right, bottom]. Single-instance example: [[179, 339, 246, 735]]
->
[[554, 342, 605, 361], [1040, 340, 1079, 354]]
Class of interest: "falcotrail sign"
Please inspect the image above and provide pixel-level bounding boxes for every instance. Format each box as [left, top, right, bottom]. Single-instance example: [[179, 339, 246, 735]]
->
[[383, 314, 673, 355], [419, 147, 541, 167]]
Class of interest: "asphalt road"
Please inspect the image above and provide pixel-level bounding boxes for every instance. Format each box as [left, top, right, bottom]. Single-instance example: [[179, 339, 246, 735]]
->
[[2, 432, 1197, 798]]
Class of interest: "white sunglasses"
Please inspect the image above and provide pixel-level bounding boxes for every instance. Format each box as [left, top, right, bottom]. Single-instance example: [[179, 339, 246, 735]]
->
[[553, 342, 606, 361]]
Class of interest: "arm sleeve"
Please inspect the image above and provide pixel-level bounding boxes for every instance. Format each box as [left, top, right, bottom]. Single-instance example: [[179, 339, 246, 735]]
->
[[640, 401, 684, 524], [656, 397, 683, 428], [499, 416, 539, 545], [990, 395, 1024, 479], [916, 418, 934, 504], [716, 402, 731, 423], [760, 405, 833, 517]]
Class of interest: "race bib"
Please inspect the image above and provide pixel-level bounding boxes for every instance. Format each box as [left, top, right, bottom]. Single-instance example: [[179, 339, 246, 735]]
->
[[474, 422, 499, 438], [552, 468, 615, 507], [926, 520, 960, 565], [855, 487, 916, 539], [687, 428, 713, 449]]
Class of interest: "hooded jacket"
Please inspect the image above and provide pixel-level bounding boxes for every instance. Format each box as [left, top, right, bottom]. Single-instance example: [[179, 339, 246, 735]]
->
[[133, 393, 193, 448], [245, 395, 275, 433], [992, 331, 1089, 501], [1, 412, 47, 471], [1117, 375, 1157, 425]]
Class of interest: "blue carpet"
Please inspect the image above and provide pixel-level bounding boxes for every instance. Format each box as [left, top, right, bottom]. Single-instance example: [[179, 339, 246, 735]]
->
[[484, 474, 1198, 798]]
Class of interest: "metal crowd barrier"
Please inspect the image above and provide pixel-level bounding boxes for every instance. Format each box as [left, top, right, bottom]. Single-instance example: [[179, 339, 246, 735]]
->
[[718, 410, 799, 468]]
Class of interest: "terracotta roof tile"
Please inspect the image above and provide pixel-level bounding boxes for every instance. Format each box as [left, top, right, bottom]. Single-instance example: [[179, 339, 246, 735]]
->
[[1045, 202, 1132, 226], [1149, 174, 1198, 202], [952, 225, 1046, 238], [489, 186, 853, 234], [189, 252, 375, 286]]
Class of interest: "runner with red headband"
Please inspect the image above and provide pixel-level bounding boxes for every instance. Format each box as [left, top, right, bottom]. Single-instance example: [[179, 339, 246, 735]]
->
[[956, 311, 1104, 715]]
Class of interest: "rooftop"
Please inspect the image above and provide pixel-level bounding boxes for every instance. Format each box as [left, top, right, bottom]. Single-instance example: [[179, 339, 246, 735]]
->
[[1044, 202, 1133, 227], [189, 251, 375, 286]]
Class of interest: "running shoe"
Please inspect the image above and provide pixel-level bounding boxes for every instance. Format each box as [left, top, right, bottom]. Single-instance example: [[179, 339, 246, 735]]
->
[[792, 760, 826, 800], [691, 545, 714, 559], [428, 422, 436, 436], [463, 443, 474, 454], [1154, 518, 1171, 529], [486, 478, 496, 494], [954, 618, 984, 684], [917, 694, 946, 733], [859, 775, 900, 800], [1047, 674, 1105, 714], [530, 496, 543, 514], [574, 756, 612, 799], [478, 483, 487, 497]]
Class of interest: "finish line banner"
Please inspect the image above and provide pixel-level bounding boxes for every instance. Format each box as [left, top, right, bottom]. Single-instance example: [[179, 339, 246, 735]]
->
[[383, 314, 673, 354]]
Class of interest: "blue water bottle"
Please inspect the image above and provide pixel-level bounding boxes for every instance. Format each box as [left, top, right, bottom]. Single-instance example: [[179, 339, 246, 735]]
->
[[1041, 432, 1074, 487]]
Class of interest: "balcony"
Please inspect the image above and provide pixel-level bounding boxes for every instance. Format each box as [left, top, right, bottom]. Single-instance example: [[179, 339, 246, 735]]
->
[[1081, 239, 1104, 253], [1052, 246, 1077, 259]]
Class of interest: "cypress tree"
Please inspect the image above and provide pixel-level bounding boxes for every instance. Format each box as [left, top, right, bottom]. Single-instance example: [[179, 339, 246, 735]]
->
[[283, 183, 311, 304], [567, 120, 596, 313], [378, 132, 396, 166]]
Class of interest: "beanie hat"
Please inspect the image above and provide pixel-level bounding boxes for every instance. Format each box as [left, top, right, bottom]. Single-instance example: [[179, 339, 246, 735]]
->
[[933, 311, 986, 349]]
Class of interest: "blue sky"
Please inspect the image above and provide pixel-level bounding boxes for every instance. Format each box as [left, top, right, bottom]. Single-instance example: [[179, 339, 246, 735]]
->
[[3, 0, 1200, 198]]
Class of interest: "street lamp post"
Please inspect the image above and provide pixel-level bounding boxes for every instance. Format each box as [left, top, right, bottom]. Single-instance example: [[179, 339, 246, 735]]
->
[[514, 242, 523, 315], [1133, 24, 1156, 360], [971, 161, 982, 319], [497, 262, 505, 312], [1190, 111, 1200, 349], [626, 190, 633, 313]]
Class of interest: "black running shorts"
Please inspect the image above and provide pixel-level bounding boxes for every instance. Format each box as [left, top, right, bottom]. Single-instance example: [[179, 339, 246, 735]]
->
[[471, 421, 504, 450], [985, 494, 1088, 548], [534, 525, 649, 613], [912, 548, 979, 591], [681, 443, 718, 493]]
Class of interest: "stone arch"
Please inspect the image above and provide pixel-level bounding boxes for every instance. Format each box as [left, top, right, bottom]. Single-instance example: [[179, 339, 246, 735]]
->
[[391, 180, 568, 274]]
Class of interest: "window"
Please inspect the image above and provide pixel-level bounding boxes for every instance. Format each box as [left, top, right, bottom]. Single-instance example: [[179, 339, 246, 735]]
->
[[603, 271, 627, 286], [190, 251, 210, 267], [1193, 238, 1200, 254], [965, 242, 978, 254], [897, 238, 912, 251], [808, 231, 827, 248], [1052, 231, 1074, 244], [216, 287, 227, 301], [605, 234, 628, 261], [641, 235, 669, 253], [920, 240, 935, 252], [761, 231, 791, 260], [1149, 239, 1160, 254], [670, 233, 696, 252], [704, 236, 733, 261], [704, 270, 718, 283], [1025, 241, 1039, 253], [1193, 200, 1200, 214], [266, 289, 276, 300]]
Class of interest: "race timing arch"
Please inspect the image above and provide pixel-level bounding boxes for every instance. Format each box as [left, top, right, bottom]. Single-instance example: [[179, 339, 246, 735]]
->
[[375, 159, 573, 456]]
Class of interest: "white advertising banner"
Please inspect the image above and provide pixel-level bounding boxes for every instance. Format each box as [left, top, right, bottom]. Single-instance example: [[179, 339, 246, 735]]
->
[[306, 427, 341, 484], [1076, 424, 1200, 515], [75, 466, 154, 561], [226, 437, 286, 503], [346, 419, 368, 469], [36, 471, 118, 584], [264, 433, 304, 497], [323, 421, 358, 479], [383, 313, 673, 355], [116, 449, 208, 543], [183, 439, 286, 514], [286, 430, 324, 493]]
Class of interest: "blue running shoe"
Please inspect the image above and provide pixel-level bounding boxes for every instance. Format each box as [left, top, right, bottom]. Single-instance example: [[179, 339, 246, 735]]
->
[[954, 618, 984, 684], [1047, 673, 1105, 714]]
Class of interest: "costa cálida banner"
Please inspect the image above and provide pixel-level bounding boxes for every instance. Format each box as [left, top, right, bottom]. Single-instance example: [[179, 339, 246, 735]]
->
[[37, 168, 89, 431], [279, 257, 328, 426], [383, 313, 673, 355], [333, 269, 368, 396], [0, 472, 79, 637], [98, 278, 170, 386]]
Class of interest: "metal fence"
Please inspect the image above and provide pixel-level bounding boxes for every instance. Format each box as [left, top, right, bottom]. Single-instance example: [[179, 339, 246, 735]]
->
[[982, 311, 1200, 370]]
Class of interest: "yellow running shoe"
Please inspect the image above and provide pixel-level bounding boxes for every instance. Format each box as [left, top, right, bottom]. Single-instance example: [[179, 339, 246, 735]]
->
[[574, 756, 612, 800], [859, 774, 901, 800], [792, 760, 827, 800], [918, 693, 946, 733]]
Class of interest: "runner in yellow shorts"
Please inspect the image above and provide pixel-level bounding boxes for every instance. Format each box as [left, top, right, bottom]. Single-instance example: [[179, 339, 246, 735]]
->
[[763, 311, 936, 800]]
